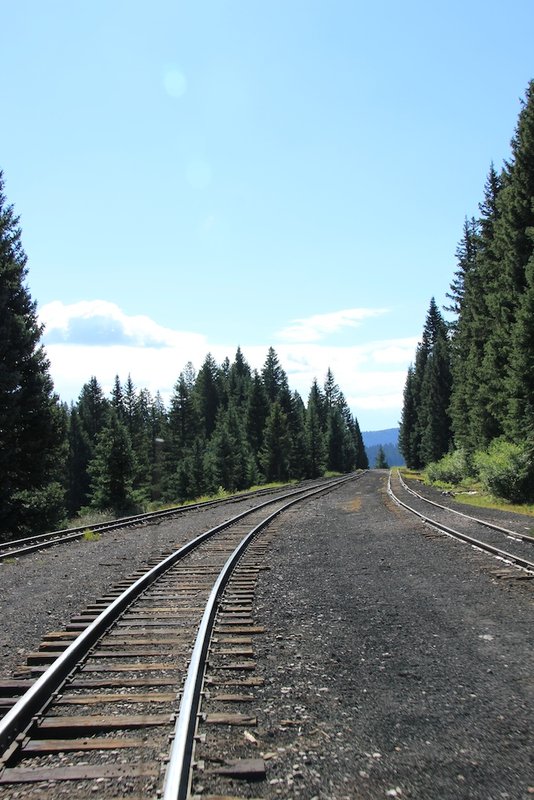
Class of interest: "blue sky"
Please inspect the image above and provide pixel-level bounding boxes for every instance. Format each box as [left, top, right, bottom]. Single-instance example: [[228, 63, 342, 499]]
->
[[2, 1, 533, 430]]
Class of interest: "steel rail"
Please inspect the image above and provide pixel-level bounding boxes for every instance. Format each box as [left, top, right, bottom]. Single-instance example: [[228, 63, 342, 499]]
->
[[0, 483, 313, 561], [397, 470, 534, 543], [388, 471, 534, 574], [162, 473, 358, 800], [0, 474, 359, 758]]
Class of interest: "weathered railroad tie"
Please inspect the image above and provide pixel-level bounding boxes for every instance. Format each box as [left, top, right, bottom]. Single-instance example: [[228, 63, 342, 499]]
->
[[0, 474, 360, 799]]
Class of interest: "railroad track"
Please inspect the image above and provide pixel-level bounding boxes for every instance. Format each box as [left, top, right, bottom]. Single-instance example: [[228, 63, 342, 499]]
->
[[388, 469, 534, 575], [0, 485, 295, 562], [0, 473, 362, 799]]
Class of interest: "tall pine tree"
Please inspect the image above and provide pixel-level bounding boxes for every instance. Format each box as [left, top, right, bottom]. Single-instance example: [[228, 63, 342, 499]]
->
[[0, 171, 66, 537]]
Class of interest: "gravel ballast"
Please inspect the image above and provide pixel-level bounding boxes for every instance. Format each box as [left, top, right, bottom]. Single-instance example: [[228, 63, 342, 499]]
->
[[0, 493, 278, 679], [249, 472, 533, 799], [1, 473, 533, 799]]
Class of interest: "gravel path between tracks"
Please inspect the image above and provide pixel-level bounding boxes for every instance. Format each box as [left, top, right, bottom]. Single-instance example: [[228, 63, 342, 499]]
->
[[248, 471, 534, 800], [1, 474, 533, 800]]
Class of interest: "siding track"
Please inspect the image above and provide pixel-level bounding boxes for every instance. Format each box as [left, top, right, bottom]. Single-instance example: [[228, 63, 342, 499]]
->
[[0, 486, 288, 562], [0, 473, 362, 799], [388, 470, 534, 575]]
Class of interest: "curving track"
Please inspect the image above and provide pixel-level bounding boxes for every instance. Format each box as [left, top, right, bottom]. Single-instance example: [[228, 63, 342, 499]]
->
[[0, 486, 291, 562], [0, 473, 362, 799], [388, 469, 534, 574]]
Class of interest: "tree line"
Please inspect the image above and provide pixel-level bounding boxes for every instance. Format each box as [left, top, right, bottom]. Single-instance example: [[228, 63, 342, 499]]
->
[[0, 170, 368, 540], [399, 80, 534, 500]]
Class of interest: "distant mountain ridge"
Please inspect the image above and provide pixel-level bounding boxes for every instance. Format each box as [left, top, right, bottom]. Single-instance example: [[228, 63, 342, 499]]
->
[[362, 427, 404, 467], [361, 427, 399, 447]]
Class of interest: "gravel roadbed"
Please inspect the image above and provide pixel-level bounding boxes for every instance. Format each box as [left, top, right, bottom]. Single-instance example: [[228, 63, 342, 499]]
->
[[248, 472, 533, 800], [1, 474, 533, 800]]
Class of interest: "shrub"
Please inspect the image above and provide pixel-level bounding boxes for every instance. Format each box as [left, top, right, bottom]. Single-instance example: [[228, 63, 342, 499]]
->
[[82, 529, 101, 542], [473, 439, 534, 503], [424, 449, 469, 486]]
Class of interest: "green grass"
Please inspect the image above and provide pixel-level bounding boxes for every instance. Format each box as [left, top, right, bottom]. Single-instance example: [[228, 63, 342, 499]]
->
[[82, 529, 101, 541], [70, 480, 299, 526], [71, 509, 114, 528], [452, 491, 534, 517], [399, 468, 423, 482], [145, 481, 296, 513]]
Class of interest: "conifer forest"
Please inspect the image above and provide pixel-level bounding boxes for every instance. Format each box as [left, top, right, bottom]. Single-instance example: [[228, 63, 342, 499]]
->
[[399, 80, 534, 503], [0, 172, 368, 540]]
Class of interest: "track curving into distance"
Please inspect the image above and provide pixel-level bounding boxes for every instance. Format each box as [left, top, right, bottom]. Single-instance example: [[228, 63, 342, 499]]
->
[[0, 472, 363, 799], [0, 484, 311, 562], [388, 469, 534, 574]]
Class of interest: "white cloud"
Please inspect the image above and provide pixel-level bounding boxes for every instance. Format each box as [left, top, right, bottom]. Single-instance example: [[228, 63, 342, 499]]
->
[[276, 307, 388, 343], [40, 300, 205, 349], [39, 301, 416, 430]]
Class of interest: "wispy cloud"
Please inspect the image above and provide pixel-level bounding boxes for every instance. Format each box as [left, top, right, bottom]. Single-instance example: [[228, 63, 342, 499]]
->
[[276, 307, 388, 343]]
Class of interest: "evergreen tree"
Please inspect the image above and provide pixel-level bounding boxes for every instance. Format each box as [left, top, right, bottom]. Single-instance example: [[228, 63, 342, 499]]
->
[[444, 216, 479, 326], [374, 445, 389, 469], [448, 166, 504, 452], [326, 406, 346, 472], [74, 377, 109, 508], [172, 439, 206, 501], [400, 299, 452, 468], [245, 371, 269, 459], [65, 405, 92, 514], [110, 375, 125, 421], [58, 347, 368, 503], [419, 329, 452, 464], [332, 392, 367, 470], [324, 367, 341, 409], [286, 390, 308, 477], [169, 367, 197, 446], [206, 404, 254, 491], [399, 366, 418, 467], [308, 378, 328, 432], [501, 81, 534, 440], [477, 83, 534, 438], [0, 171, 66, 537], [227, 346, 252, 408], [406, 342, 429, 468], [88, 410, 137, 513], [148, 391, 167, 501], [261, 347, 289, 403], [260, 401, 291, 482], [349, 412, 368, 469], [192, 353, 221, 438], [77, 377, 109, 445], [305, 393, 326, 478], [129, 386, 153, 495], [123, 374, 137, 436]]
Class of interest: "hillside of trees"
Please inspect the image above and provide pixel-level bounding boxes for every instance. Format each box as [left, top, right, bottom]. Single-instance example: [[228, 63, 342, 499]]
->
[[399, 80, 534, 502], [0, 168, 368, 540], [362, 428, 404, 467], [365, 441, 404, 468]]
